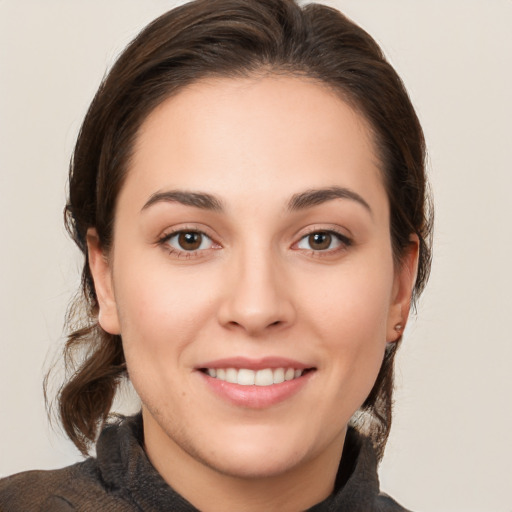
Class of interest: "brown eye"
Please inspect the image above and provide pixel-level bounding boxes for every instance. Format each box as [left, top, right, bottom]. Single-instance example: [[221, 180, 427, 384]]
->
[[178, 232, 203, 250], [296, 230, 348, 252], [164, 231, 214, 252], [308, 232, 332, 250]]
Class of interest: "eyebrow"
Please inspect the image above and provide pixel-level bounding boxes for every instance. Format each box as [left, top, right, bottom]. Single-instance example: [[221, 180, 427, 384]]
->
[[141, 186, 372, 216], [287, 186, 372, 215], [142, 190, 223, 212]]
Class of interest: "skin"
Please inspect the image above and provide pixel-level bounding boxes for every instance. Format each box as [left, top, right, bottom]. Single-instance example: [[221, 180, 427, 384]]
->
[[88, 75, 418, 512]]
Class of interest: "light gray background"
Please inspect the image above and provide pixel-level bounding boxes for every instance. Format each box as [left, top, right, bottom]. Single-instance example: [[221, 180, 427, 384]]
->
[[1, 1, 511, 511]]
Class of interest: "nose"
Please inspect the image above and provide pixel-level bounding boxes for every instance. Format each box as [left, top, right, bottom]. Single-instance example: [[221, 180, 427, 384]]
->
[[217, 248, 296, 336]]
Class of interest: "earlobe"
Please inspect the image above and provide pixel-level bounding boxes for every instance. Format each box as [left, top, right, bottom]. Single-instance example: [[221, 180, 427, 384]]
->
[[86, 228, 121, 335], [386, 235, 420, 343]]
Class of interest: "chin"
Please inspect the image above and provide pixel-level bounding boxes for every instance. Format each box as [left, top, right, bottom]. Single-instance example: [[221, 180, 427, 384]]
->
[[164, 415, 317, 479], [194, 420, 333, 480], [200, 443, 307, 480]]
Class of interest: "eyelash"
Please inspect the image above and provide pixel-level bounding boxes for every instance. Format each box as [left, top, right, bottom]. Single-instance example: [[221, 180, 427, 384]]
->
[[157, 228, 352, 259], [295, 229, 352, 256], [158, 229, 218, 259]]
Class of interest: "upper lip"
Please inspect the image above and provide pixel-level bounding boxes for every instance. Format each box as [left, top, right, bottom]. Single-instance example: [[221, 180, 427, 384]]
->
[[196, 356, 313, 371]]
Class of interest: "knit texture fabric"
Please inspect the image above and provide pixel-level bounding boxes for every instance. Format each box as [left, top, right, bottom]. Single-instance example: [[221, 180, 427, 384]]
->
[[0, 414, 411, 511]]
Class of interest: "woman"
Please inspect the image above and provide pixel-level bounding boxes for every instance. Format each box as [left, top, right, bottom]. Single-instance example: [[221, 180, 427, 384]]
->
[[0, 0, 432, 510]]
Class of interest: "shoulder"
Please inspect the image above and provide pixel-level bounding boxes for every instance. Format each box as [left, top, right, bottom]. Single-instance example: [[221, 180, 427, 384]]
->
[[0, 415, 149, 512], [0, 463, 79, 512], [0, 459, 132, 512], [374, 492, 412, 512]]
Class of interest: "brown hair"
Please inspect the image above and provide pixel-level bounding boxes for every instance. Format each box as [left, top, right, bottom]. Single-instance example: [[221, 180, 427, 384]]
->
[[54, 0, 432, 459]]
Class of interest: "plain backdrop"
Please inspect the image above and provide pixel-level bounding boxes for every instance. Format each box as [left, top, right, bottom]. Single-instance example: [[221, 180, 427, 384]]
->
[[1, 1, 511, 511]]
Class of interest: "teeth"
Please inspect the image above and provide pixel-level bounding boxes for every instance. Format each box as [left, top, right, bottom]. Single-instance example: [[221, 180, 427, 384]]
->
[[206, 367, 305, 386], [273, 368, 285, 384], [255, 368, 273, 386], [225, 368, 238, 384], [238, 368, 255, 385]]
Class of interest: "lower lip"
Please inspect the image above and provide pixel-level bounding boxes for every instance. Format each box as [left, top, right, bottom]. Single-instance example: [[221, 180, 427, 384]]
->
[[198, 371, 313, 409]]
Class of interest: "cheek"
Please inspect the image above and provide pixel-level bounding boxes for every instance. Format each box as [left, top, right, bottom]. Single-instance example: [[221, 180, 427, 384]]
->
[[112, 259, 218, 370], [113, 269, 217, 415], [300, 257, 394, 388], [303, 261, 394, 339]]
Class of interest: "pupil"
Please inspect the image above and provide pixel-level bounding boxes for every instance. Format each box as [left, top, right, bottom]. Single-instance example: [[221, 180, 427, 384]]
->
[[179, 232, 201, 250], [309, 232, 331, 250]]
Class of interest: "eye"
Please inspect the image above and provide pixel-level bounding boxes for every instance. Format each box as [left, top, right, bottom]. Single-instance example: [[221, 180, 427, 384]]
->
[[296, 231, 349, 251], [163, 230, 214, 252]]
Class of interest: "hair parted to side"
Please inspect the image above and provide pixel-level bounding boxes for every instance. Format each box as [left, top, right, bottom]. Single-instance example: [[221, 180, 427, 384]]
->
[[54, 0, 432, 458]]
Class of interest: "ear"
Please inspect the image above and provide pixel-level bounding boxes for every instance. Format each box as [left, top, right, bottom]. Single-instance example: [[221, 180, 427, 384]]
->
[[386, 235, 420, 343], [86, 228, 121, 335]]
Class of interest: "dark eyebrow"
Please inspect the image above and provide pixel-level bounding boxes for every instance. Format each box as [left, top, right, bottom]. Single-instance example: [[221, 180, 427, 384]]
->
[[287, 186, 372, 215], [141, 190, 223, 212]]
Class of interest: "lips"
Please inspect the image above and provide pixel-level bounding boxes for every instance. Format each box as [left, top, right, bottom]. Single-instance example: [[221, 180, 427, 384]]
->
[[197, 357, 315, 408]]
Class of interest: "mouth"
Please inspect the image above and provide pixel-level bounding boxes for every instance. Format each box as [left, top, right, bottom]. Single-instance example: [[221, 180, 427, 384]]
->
[[197, 358, 316, 408], [199, 367, 314, 386]]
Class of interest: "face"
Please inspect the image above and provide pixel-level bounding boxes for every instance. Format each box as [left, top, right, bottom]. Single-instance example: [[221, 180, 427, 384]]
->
[[89, 76, 416, 485]]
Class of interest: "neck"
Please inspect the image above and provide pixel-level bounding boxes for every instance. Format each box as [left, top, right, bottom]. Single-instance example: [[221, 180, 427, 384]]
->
[[142, 409, 346, 512]]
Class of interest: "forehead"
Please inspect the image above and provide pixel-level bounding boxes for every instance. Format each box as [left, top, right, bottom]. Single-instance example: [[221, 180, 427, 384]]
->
[[123, 75, 387, 216]]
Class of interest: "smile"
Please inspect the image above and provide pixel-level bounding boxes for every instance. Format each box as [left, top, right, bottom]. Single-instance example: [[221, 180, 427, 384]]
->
[[204, 367, 304, 386]]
